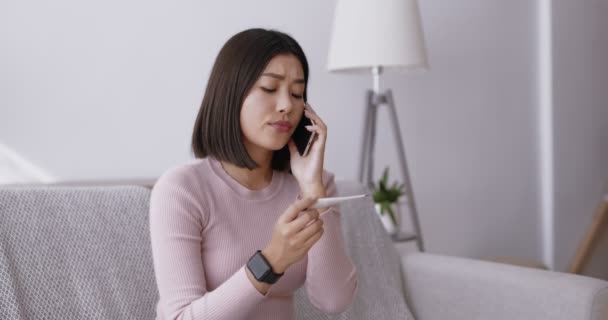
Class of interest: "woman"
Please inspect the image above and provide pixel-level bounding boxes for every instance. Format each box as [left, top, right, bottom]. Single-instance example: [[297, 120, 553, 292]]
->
[[149, 28, 358, 320]]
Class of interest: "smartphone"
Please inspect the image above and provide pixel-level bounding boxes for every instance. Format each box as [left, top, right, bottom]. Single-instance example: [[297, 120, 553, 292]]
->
[[292, 104, 317, 156]]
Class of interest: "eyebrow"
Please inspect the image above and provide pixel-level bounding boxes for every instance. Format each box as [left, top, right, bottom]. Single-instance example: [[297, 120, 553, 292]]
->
[[261, 73, 305, 84]]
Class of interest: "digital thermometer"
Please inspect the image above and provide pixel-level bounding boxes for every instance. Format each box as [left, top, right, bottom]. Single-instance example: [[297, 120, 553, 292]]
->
[[310, 194, 370, 209]]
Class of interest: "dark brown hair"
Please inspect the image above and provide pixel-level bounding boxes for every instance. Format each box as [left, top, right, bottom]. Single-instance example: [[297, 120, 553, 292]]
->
[[191, 28, 309, 172]]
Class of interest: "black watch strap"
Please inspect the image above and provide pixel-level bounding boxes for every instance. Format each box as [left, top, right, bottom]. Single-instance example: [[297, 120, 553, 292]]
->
[[246, 250, 284, 284]]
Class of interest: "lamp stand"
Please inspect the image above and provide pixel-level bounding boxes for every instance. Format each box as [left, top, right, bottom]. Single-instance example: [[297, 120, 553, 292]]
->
[[358, 88, 425, 252]]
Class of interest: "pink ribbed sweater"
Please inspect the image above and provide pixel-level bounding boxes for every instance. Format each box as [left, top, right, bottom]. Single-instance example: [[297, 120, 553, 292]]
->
[[149, 156, 358, 320]]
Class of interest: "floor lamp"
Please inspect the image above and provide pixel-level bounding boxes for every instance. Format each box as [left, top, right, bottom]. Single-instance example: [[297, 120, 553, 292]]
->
[[327, 0, 429, 251]]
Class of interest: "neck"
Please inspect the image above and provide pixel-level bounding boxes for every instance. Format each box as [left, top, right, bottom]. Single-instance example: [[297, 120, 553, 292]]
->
[[220, 148, 274, 191]]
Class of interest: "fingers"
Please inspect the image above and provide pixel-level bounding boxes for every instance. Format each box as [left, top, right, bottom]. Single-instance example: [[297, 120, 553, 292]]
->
[[289, 209, 320, 232], [303, 110, 327, 145], [292, 218, 323, 244], [303, 105, 327, 131], [305, 124, 321, 132], [279, 196, 318, 223]]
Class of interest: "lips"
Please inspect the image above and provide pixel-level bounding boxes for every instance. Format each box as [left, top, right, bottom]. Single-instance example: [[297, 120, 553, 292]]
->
[[269, 121, 292, 133]]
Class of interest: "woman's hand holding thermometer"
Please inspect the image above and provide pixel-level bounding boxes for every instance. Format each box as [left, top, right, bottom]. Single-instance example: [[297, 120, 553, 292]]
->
[[259, 193, 368, 281]]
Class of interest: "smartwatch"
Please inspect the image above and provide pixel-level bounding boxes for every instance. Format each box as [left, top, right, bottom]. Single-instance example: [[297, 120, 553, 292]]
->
[[246, 250, 284, 284]]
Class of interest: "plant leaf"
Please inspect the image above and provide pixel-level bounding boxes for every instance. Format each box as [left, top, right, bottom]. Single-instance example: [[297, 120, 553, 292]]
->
[[381, 167, 389, 186]]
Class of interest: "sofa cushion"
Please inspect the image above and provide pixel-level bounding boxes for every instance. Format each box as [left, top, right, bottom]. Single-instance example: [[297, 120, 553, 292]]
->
[[0, 186, 158, 319]]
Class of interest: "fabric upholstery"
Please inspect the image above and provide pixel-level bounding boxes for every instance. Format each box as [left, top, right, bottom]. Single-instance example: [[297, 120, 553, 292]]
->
[[401, 252, 608, 320], [2, 182, 607, 320], [0, 181, 414, 320], [0, 186, 157, 319]]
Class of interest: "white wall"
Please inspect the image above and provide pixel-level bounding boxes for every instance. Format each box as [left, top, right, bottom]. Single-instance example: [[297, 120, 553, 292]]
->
[[382, 1, 540, 260], [1, 0, 543, 262], [552, 0, 608, 271], [0, 144, 55, 184], [0, 0, 357, 180]]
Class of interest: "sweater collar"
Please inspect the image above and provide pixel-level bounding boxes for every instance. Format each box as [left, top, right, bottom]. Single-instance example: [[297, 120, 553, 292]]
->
[[206, 156, 284, 201]]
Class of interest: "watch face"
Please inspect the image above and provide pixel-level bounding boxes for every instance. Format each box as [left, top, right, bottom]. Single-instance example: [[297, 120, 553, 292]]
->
[[248, 252, 271, 280]]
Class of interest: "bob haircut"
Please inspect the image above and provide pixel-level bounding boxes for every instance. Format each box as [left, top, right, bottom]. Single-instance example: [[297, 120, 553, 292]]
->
[[191, 28, 309, 172]]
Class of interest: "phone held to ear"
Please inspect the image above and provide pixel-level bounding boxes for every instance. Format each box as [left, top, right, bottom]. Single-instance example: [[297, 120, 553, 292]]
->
[[292, 103, 317, 156]]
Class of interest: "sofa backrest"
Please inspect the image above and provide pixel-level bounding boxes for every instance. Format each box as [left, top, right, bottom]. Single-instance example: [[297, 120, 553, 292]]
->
[[0, 186, 157, 319], [0, 181, 412, 320]]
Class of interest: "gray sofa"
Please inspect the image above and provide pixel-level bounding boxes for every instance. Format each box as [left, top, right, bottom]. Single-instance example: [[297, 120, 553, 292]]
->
[[1, 181, 607, 320]]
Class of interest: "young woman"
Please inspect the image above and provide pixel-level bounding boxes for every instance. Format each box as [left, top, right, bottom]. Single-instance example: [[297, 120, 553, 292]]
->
[[149, 28, 358, 320]]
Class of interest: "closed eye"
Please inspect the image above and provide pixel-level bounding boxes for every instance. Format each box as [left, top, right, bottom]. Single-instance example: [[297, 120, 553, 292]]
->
[[261, 87, 303, 99], [261, 87, 276, 93]]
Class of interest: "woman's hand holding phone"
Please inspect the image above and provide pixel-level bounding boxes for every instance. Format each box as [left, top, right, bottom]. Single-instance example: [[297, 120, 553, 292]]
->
[[288, 103, 328, 199]]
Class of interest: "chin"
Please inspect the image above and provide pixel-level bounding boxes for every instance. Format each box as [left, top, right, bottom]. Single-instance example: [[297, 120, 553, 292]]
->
[[250, 132, 290, 152], [266, 139, 290, 151], [248, 139, 283, 152], [270, 142, 288, 151]]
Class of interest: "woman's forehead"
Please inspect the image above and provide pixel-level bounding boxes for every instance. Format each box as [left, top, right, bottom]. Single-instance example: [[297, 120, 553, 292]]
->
[[262, 54, 304, 79]]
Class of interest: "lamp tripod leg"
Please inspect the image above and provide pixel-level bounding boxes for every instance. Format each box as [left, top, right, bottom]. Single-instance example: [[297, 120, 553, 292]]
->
[[385, 90, 425, 252], [358, 91, 375, 186], [367, 92, 378, 190]]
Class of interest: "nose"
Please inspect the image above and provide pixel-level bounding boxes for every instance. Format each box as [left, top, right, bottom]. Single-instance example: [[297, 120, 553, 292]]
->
[[277, 91, 295, 113]]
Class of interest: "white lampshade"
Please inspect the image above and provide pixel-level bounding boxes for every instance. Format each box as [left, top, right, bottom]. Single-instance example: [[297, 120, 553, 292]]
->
[[327, 0, 429, 73]]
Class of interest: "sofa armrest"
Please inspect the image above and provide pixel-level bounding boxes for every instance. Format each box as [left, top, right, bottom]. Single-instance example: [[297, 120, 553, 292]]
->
[[400, 252, 608, 320]]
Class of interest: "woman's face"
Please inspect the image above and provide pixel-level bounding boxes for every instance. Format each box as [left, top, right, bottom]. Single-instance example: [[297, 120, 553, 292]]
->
[[240, 54, 306, 155]]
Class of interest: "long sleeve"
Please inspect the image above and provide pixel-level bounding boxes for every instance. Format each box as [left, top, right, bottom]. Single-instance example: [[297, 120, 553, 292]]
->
[[149, 170, 267, 320], [304, 171, 358, 314]]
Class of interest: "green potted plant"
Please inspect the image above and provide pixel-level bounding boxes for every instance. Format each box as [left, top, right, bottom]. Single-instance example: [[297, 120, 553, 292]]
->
[[371, 167, 405, 235]]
